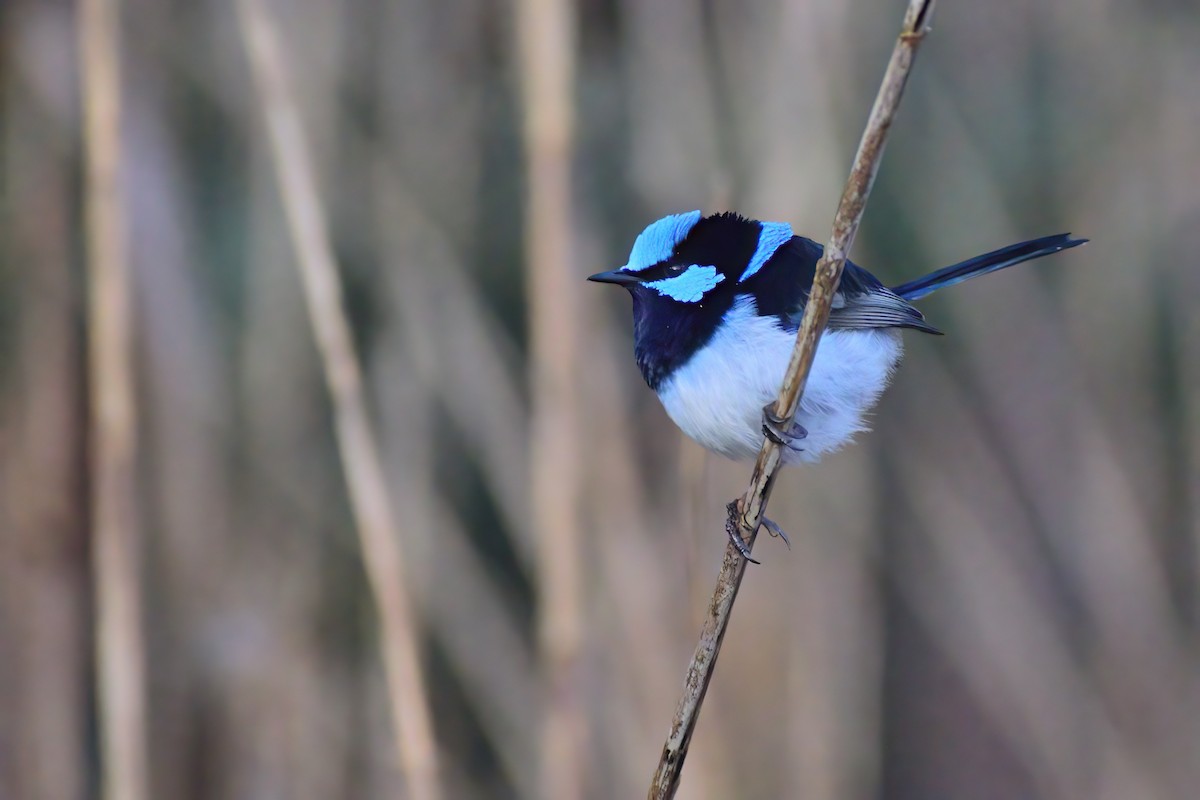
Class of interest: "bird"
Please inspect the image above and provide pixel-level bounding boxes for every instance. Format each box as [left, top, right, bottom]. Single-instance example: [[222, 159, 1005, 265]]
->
[[588, 211, 1086, 559]]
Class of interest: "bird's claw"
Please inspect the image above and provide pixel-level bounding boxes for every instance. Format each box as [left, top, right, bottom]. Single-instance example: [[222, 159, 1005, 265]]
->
[[761, 516, 791, 549], [761, 403, 807, 451], [725, 503, 759, 563], [724, 502, 792, 564]]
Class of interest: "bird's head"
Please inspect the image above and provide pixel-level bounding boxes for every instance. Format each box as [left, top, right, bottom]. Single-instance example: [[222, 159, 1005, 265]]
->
[[588, 210, 795, 309], [589, 210, 798, 388]]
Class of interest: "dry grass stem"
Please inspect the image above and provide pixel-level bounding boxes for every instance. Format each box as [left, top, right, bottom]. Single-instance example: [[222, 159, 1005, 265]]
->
[[79, 0, 150, 797], [514, 0, 588, 797], [648, 1, 939, 796], [235, 2, 441, 797]]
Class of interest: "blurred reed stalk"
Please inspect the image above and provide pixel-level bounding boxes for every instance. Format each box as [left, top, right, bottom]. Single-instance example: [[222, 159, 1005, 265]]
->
[[234, 2, 441, 798], [79, 0, 150, 798], [514, 0, 587, 796], [648, 1, 938, 796]]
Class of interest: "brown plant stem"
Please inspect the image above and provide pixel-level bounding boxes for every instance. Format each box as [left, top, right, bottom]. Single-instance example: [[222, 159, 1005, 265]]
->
[[513, 0, 588, 796], [647, 1, 939, 796], [235, 2, 441, 798], [79, 0, 150, 797]]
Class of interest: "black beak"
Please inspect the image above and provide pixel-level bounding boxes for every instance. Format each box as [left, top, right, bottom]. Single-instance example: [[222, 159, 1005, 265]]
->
[[587, 269, 641, 287]]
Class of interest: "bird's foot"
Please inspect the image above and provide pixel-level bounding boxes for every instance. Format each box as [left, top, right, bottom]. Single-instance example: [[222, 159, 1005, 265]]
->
[[762, 403, 807, 451], [725, 502, 759, 564], [724, 502, 792, 564]]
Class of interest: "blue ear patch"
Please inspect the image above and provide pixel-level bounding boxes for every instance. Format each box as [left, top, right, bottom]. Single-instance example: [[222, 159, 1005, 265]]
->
[[738, 221, 793, 282], [645, 265, 725, 303], [622, 210, 703, 272]]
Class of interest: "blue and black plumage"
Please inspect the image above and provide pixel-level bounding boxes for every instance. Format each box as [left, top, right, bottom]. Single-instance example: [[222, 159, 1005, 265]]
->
[[590, 211, 1086, 466]]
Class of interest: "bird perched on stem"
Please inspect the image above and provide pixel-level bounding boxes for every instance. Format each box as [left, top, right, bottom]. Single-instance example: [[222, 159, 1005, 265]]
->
[[589, 211, 1085, 559]]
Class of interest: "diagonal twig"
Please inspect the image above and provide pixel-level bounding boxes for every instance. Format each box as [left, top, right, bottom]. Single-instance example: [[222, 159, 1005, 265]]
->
[[648, 1, 939, 796], [235, 2, 441, 798]]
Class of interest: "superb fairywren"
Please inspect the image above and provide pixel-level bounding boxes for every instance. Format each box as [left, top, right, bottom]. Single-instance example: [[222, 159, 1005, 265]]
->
[[589, 211, 1085, 555]]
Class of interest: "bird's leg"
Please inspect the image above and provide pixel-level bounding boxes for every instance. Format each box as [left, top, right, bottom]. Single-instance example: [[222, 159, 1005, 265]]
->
[[761, 403, 807, 451]]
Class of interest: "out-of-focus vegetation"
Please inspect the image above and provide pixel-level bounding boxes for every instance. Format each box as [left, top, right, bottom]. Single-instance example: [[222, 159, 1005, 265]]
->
[[2, 0, 1198, 798]]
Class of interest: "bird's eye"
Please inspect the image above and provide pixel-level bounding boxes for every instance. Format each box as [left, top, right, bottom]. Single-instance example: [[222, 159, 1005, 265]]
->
[[666, 264, 686, 275]]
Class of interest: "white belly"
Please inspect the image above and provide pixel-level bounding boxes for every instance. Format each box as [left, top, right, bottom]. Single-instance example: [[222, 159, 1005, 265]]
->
[[656, 295, 902, 463]]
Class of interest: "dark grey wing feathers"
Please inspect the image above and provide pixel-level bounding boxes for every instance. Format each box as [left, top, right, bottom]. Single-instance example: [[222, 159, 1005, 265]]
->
[[760, 240, 942, 335], [827, 288, 943, 335]]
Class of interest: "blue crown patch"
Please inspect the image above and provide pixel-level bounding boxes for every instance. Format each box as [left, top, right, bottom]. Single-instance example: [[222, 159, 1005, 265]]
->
[[622, 210, 703, 273]]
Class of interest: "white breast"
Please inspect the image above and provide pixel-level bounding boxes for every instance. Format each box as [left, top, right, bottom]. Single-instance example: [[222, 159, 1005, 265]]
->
[[656, 295, 903, 463]]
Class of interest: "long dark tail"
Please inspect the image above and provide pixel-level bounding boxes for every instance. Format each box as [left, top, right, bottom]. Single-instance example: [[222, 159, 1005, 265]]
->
[[891, 233, 1087, 301]]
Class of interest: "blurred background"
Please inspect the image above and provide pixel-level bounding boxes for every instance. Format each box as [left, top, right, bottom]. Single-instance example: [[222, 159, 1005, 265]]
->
[[2, 0, 1198, 798]]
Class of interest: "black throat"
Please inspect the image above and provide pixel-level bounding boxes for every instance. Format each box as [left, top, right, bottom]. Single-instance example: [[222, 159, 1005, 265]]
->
[[624, 212, 773, 390], [630, 288, 735, 391]]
